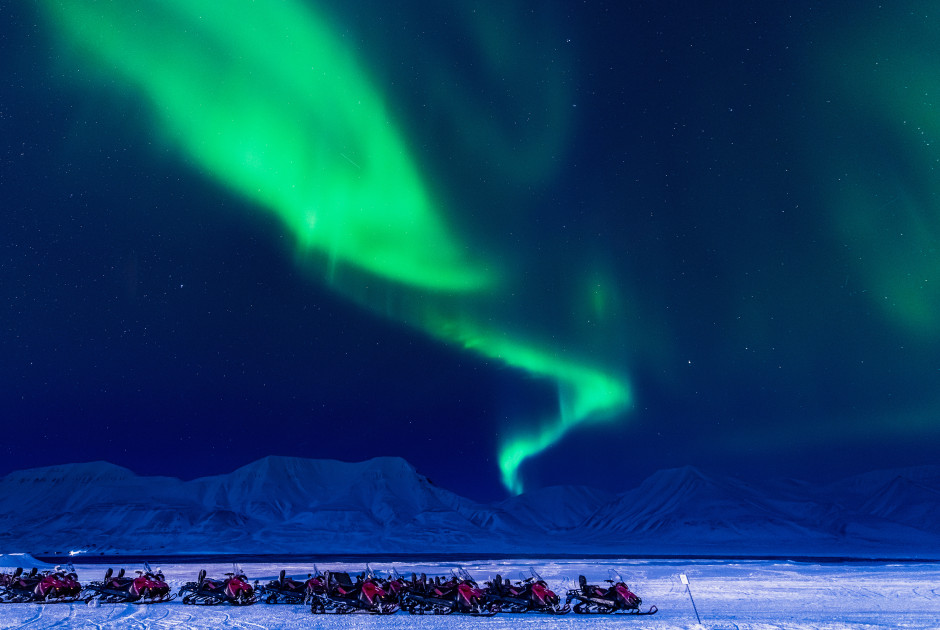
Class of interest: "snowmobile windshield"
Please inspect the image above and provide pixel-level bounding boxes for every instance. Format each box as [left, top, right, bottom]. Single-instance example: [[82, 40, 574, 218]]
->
[[388, 568, 402, 581], [608, 569, 624, 584], [454, 567, 475, 582], [526, 567, 543, 582]]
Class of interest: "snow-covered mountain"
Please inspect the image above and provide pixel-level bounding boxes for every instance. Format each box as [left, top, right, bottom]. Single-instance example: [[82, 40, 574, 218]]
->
[[578, 466, 821, 555], [1, 457, 937, 558]]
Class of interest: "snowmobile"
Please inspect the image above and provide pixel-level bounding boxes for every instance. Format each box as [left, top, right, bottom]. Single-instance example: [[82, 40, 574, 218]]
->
[[0, 566, 84, 604], [0, 567, 35, 598], [308, 569, 398, 614], [565, 570, 657, 615], [483, 569, 569, 614], [400, 568, 499, 616], [259, 568, 325, 605], [348, 564, 409, 605], [178, 567, 258, 605], [377, 567, 408, 603], [84, 565, 174, 604]]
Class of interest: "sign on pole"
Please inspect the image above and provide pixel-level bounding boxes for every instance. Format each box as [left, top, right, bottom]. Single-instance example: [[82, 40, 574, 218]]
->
[[680, 573, 701, 625]]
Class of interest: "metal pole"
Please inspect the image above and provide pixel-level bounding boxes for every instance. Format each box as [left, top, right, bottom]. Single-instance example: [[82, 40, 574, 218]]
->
[[680, 574, 702, 625]]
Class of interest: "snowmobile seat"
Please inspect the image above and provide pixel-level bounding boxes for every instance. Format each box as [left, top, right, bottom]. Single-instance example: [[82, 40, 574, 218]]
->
[[413, 573, 428, 593], [490, 574, 504, 595], [274, 569, 299, 590], [578, 574, 601, 596], [328, 571, 355, 594], [278, 575, 303, 591], [333, 572, 354, 587]]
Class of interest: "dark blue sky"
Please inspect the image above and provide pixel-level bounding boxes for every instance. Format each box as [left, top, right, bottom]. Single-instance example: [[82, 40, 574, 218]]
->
[[3, 1, 939, 501]]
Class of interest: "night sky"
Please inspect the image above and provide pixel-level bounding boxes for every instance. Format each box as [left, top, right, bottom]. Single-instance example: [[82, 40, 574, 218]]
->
[[3, 1, 940, 502]]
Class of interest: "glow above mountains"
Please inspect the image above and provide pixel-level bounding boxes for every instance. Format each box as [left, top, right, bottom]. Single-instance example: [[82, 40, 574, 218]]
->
[[40, 0, 631, 494]]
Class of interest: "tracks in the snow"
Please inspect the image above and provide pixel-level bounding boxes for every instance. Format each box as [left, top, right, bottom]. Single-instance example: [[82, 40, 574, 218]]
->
[[9, 605, 44, 629]]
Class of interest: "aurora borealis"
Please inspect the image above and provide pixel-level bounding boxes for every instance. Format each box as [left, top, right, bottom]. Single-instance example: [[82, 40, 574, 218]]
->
[[29, 0, 631, 495], [3, 1, 940, 499], [43, 0, 490, 294]]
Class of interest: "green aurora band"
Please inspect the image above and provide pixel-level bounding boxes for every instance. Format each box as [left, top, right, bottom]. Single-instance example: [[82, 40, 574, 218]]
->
[[40, 0, 632, 494], [818, 4, 940, 339]]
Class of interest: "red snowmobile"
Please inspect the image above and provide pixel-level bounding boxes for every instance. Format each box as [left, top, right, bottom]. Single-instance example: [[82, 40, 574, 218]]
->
[[0, 566, 84, 604], [178, 567, 258, 605], [259, 568, 326, 604], [0, 567, 40, 602], [400, 568, 499, 616], [85, 565, 174, 604], [376, 568, 408, 603], [484, 569, 570, 614], [308, 569, 398, 614], [565, 570, 657, 615]]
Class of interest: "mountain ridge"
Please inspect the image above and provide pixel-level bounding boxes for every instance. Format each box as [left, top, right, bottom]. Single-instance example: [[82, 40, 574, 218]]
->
[[1, 457, 938, 558]]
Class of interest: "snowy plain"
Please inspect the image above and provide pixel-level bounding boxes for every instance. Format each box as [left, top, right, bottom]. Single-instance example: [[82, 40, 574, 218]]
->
[[1, 558, 939, 630]]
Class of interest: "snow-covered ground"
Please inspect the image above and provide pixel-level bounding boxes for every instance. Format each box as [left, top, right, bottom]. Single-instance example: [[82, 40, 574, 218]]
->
[[1, 558, 938, 629]]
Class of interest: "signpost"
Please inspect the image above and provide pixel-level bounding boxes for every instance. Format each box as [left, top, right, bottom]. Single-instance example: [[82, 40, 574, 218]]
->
[[680, 573, 702, 625]]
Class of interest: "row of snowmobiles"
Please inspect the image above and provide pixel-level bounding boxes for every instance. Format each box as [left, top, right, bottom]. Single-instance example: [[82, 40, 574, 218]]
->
[[0, 563, 657, 616], [255, 565, 657, 616], [86, 565, 174, 604], [0, 566, 84, 604], [0, 563, 173, 605]]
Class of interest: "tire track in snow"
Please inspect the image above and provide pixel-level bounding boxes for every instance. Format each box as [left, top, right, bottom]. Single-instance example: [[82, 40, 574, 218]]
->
[[146, 606, 171, 626], [46, 603, 77, 628], [89, 602, 153, 630], [116, 604, 147, 630], [93, 602, 135, 630], [229, 621, 268, 630], [151, 608, 198, 630], [218, 610, 272, 630], [9, 604, 44, 630]]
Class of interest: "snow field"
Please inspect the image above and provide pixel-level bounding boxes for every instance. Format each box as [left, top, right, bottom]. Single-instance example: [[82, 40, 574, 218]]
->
[[0, 559, 938, 629]]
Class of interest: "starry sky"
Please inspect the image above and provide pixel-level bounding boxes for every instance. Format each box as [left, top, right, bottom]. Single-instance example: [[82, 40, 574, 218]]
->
[[3, 1, 940, 502]]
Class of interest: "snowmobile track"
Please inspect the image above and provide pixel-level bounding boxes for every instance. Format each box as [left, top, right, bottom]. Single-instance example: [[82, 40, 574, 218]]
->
[[44, 603, 77, 629], [9, 605, 43, 630], [142, 607, 172, 629], [92, 603, 147, 630]]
